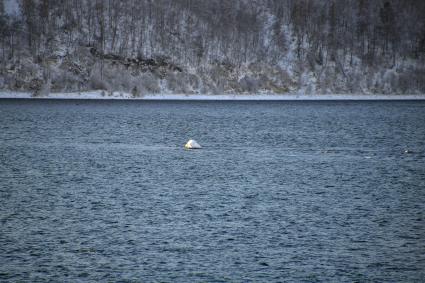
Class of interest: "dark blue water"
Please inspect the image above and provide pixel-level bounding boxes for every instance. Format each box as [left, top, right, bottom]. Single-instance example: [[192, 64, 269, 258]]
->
[[1, 100, 425, 282]]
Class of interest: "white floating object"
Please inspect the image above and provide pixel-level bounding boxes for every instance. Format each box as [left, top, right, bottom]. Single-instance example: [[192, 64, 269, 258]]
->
[[185, 139, 202, 149]]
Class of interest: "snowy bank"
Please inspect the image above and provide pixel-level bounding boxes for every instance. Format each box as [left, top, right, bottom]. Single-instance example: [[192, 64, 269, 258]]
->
[[0, 91, 424, 101]]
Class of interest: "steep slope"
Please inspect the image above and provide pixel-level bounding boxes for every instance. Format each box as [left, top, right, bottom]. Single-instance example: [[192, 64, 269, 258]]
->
[[0, 0, 424, 95]]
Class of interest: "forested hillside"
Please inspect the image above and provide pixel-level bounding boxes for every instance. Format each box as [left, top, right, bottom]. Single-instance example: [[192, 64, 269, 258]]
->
[[1, 0, 425, 95]]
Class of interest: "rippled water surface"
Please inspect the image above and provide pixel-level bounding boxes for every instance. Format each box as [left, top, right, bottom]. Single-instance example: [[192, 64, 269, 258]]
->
[[1, 100, 425, 282]]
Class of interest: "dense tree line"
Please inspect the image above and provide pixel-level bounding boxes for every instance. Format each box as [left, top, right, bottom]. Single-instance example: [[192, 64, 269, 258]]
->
[[1, 0, 423, 64], [0, 0, 424, 94]]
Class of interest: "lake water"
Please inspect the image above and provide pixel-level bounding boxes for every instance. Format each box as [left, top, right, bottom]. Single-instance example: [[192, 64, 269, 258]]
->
[[1, 100, 424, 282]]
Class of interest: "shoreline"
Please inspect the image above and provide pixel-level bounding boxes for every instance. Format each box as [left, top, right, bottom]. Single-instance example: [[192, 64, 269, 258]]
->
[[1, 91, 424, 101]]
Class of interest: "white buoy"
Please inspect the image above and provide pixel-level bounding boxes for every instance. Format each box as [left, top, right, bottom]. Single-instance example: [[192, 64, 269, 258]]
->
[[185, 139, 202, 149]]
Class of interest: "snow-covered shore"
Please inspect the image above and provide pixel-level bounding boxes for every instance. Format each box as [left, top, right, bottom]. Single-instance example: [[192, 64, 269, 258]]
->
[[0, 91, 424, 101]]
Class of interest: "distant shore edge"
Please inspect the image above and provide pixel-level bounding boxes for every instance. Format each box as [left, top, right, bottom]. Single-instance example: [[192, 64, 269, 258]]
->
[[1, 91, 424, 101]]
